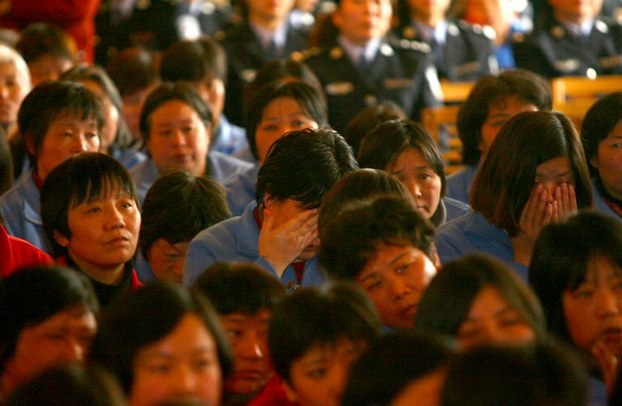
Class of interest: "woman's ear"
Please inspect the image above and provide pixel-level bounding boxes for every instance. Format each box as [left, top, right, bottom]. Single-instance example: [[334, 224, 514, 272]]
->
[[24, 134, 36, 157], [53, 230, 70, 248], [263, 193, 274, 209], [282, 380, 299, 403]]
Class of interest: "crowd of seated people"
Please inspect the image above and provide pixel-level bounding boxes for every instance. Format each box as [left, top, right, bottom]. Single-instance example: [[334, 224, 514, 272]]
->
[[1, 0, 622, 405]]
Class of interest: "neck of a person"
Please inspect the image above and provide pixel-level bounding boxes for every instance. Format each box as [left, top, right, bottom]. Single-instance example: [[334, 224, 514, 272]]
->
[[249, 13, 285, 32], [555, 10, 591, 26], [69, 253, 126, 285], [412, 10, 444, 28]]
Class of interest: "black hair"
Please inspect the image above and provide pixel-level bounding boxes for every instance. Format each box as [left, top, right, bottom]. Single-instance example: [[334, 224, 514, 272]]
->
[[342, 101, 407, 155], [458, 70, 551, 166], [320, 195, 435, 280], [192, 262, 286, 315], [6, 363, 126, 406], [40, 153, 138, 257], [140, 171, 230, 258], [255, 127, 357, 209], [415, 254, 547, 343], [18, 81, 105, 167], [139, 82, 213, 142], [244, 80, 328, 160], [580, 91, 622, 177], [342, 331, 455, 406], [529, 210, 622, 345], [15, 22, 76, 64], [106, 46, 159, 97], [89, 281, 233, 393], [161, 37, 227, 82], [358, 119, 447, 196], [318, 168, 412, 233], [60, 64, 133, 149], [268, 281, 381, 382], [0, 265, 99, 369], [441, 343, 588, 406]]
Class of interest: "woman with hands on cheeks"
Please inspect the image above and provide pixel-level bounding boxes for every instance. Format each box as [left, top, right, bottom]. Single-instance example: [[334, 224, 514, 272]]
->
[[435, 111, 592, 280], [529, 211, 622, 404]]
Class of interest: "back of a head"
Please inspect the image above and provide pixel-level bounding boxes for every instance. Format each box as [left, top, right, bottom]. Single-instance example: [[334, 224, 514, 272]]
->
[[140, 171, 230, 258], [342, 331, 455, 406], [16, 22, 76, 64], [192, 262, 286, 315], [318, 168, 412, 233], [268, 281, 381, 382], [160, 38, 226, 83], [106, 47, 159, 97], [441, 343, 588, 406], [255, 127, 357, 208], [320, 195, 435, 281], [6, 363, 126, 406], [343, 101, 407, 155]]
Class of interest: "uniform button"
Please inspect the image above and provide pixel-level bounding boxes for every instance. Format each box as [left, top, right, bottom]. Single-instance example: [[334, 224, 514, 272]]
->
[[364, 95, 378, 106]]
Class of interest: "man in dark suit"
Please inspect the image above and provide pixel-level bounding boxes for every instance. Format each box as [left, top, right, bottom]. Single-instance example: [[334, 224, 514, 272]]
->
[[302, 0, 440, 133], [513, 0, 622, 78], [218, 0, 309, 126], [392, 0, 498, 81]]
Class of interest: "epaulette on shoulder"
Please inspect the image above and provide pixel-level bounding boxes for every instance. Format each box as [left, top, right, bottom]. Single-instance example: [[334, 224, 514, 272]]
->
[[389, 36, 431, 53], [293, 47, 321, 62]]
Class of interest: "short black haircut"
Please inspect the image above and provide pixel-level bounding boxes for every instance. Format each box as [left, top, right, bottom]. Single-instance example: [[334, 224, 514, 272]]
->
[[268, 282, 381, 383], [255, 127, 358, 209], [441, 343, 588, 406], [40, 153, 138, 257], [0, 265, 99, 369], [140, 171, 230, 258], [192, 262, 286, 315], [320, 195, 435, 280], [16, 22, 76, 63], [160, 37, 227, 82], [139, 81, 213, 142], [342, 331, 455, 406], [18, 81, 105, 167]]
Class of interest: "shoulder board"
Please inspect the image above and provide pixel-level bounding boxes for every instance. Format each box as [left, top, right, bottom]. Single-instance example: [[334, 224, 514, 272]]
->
[[294, 47, 321, 61], [391, 37, 431, 53], [482, 25, 496, 40]]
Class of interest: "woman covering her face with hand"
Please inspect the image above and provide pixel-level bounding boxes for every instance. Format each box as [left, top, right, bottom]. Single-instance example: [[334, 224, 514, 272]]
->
[[435, 111, 592, 280]]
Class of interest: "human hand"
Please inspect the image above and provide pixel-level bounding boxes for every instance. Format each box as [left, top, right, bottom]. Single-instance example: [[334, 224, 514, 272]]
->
[[551, 182, 577, 222], [258, 207, 318, 277], [592, 340, 619, 396]]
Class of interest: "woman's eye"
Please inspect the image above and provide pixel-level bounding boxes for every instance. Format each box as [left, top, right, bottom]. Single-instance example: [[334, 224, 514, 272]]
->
[[307, 367, 327, 379]]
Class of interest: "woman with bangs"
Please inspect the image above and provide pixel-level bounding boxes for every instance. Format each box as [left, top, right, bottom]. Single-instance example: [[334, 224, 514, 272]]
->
[[224, 80, 328, 216], [530, 211, 622, 403], [415, 254, 547, 350], [435, 110, 592, 280], [60, 65, 143, 169], [357, 119, 470, 227], [41, 153, 142, 307]]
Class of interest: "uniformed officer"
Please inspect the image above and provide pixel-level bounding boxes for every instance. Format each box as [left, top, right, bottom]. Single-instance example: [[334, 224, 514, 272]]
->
[[513, 0, 622, 78], [218, 0, 310, 126], [393, 0, 498, 81], [302, 0, 440, 133]]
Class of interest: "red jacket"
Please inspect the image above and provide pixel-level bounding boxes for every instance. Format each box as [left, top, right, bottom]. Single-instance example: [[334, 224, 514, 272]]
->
[[248, 374, 298, 406], [0, 225, 53, 278], [0, 0, 100, 63]]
